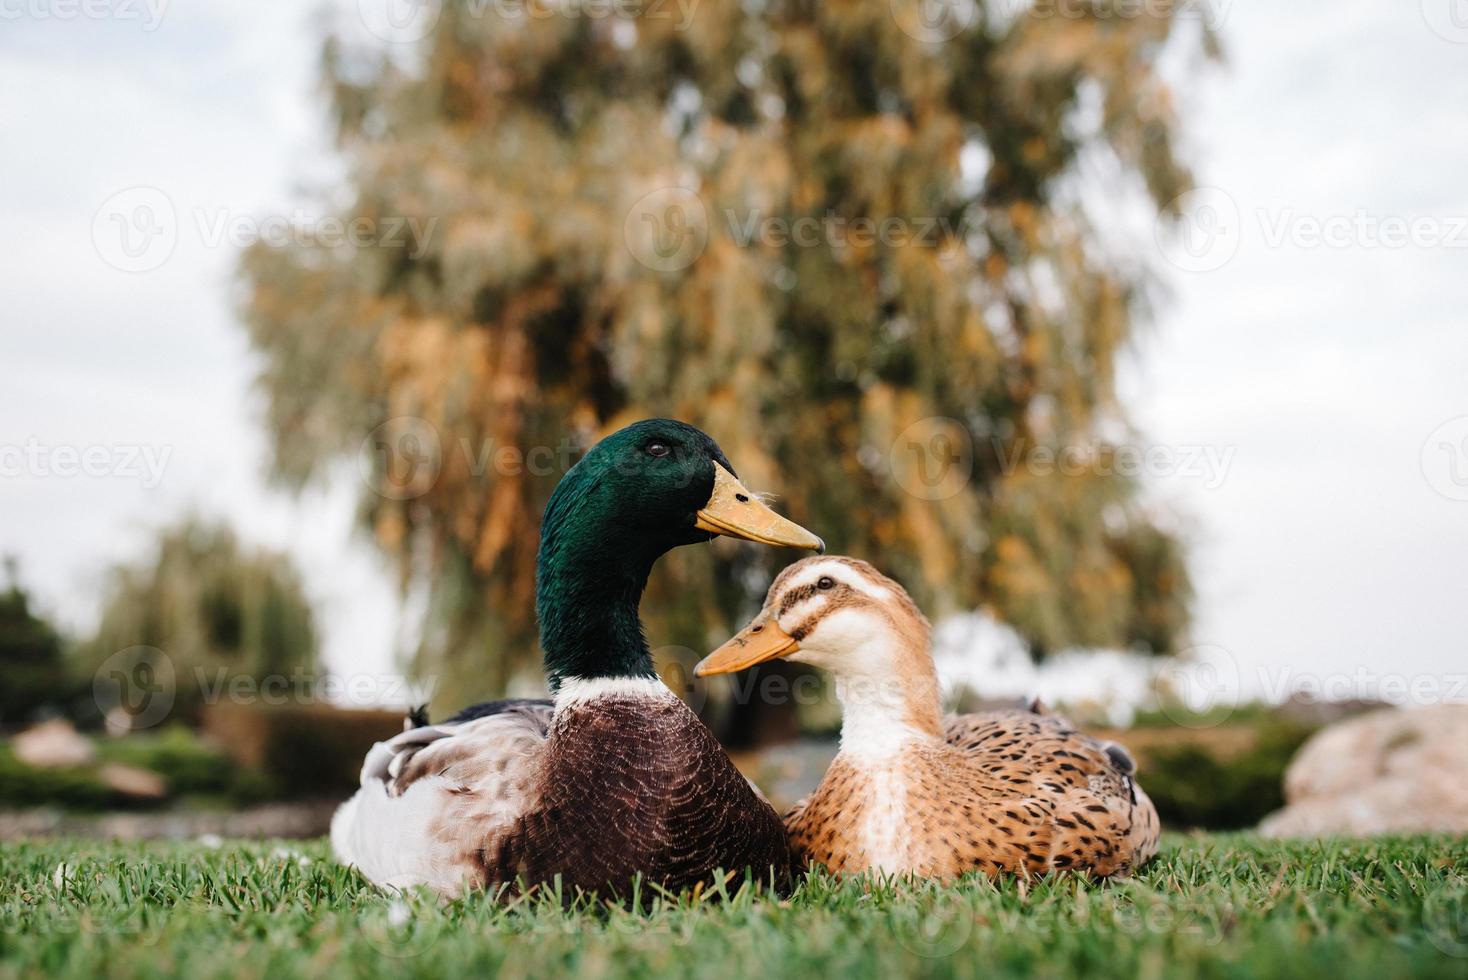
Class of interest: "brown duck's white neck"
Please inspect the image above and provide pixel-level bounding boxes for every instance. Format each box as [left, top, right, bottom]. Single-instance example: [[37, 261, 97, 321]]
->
[[796, 613, 944, 760]]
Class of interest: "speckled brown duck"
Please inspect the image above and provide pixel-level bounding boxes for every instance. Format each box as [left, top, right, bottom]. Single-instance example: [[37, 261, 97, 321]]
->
[[696, 556, 1160, 880], [331, 420, 824, 899]]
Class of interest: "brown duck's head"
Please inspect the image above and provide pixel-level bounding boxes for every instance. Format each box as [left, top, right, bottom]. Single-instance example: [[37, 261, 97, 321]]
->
[[694, 556, 933, 680]]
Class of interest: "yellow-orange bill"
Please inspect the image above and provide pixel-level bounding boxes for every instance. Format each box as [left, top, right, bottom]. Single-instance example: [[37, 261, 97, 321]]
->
[[694, 463, 824, 552], [694, 616, 800, 677]]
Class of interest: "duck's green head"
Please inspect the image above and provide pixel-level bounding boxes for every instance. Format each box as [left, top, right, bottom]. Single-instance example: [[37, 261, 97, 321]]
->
[[536, 419, 823, 689]]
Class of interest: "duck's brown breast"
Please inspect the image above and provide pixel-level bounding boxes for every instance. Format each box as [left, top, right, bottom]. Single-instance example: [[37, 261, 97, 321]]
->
[[488, 693, 793, 898]]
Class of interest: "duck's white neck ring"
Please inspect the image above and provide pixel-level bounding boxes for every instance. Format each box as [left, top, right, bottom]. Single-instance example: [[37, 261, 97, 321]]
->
[[553, 674, 676, 713]]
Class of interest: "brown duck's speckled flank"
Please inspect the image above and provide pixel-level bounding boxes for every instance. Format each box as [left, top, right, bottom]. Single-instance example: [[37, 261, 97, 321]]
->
[[786, 707, 1160, 880]]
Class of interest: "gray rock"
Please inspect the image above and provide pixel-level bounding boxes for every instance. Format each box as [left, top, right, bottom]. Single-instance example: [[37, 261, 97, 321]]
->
[[1259, 704, 1468, 837]]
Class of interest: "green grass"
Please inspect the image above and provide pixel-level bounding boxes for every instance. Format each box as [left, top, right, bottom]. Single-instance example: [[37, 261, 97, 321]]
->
[[2, 835, 1465, 979]]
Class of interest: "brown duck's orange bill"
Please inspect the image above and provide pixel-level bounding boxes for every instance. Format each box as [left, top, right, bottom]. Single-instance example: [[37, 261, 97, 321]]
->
[[694, 617, 800, 677], [694, 462, 825, 553]]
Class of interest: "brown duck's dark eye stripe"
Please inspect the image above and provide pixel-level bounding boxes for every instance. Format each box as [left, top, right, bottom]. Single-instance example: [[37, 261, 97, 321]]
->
[[780, 579, 861, 614], [778, 583, 820, 617]]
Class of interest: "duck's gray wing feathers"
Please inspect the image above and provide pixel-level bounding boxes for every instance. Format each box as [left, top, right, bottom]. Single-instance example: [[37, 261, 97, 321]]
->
[[332, 699, 553, 895]]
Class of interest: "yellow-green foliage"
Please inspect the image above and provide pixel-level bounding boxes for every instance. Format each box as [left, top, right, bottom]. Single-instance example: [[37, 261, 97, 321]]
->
[[238, 2, 1207, 702]]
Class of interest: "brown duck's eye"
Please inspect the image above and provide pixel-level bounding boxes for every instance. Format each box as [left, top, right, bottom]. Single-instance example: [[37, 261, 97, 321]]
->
[[646, 441, 671, 458], [817, 576, 835, 590]]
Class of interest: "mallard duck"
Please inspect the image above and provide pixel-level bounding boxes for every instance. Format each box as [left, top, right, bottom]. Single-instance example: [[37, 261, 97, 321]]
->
[[331, 419, 824, 898], [695, 556, 1159, 880]]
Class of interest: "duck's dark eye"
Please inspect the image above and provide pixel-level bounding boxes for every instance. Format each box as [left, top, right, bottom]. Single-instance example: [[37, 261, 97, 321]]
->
[[646, 442, 671, 458], [817, 576, 835, 590]]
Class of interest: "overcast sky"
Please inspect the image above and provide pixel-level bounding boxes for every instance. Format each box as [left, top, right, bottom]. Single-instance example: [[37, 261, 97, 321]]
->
[[2, 1, 1463, 708]]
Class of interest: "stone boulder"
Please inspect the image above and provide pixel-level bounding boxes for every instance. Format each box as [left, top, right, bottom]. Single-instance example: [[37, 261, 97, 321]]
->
[[1259, 704, 1468, 837], [11, 719, 96, 769]]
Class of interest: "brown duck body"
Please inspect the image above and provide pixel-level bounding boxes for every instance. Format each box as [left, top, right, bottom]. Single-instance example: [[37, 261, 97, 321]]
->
[[698, 556, 1159, 882], [331, 680, 792, 898], [785, 707, 1158, 879]]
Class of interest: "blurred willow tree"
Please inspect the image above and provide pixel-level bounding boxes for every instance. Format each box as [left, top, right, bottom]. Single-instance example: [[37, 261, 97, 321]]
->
[[239, 0, 1204, 725], [82, 521, 319, 727], [0, 559, 75, 726]]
